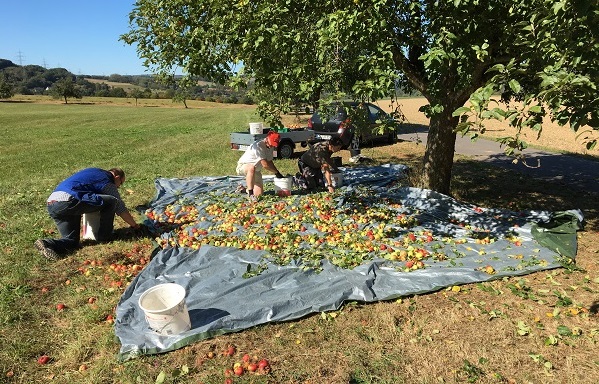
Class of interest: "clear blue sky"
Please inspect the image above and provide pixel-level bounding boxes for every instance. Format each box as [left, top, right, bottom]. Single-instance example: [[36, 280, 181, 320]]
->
[[0, 1, 156, 76]]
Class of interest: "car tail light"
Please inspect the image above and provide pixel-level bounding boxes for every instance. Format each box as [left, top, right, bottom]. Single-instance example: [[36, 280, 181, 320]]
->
[[338, 119, 350, 134]]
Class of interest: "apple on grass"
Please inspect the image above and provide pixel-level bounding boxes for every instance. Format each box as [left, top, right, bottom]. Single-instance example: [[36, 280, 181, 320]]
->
[[225, 345, 236, 356], [258, 358, 270, 370], [233, 365, 244, 376]]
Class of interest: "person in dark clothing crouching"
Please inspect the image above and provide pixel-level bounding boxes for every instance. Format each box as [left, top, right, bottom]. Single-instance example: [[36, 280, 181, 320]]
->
[[296, 137, 343, 193]]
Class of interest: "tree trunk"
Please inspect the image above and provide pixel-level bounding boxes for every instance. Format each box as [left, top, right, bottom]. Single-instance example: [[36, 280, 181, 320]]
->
[[63, 95, 68, 104], [420, 107, 459, 195]]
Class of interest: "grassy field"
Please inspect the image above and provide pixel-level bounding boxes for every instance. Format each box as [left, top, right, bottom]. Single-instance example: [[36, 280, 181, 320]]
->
[[0, 96, 598, 384]]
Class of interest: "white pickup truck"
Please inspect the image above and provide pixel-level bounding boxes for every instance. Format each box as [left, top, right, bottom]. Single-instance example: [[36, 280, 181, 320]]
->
[[230, 128, 315, 159]]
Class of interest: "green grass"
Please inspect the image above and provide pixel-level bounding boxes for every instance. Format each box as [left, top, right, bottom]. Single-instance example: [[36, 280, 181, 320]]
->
[[1, 99, 598, 384], [0, 100, 315, 382]]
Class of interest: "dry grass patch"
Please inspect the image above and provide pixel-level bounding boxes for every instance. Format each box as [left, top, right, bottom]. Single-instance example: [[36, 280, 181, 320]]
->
[[2, 99, 598, 383], [384, 97, 599, 157]]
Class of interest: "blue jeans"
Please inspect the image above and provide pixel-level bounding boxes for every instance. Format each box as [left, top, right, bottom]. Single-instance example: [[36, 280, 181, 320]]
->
[[44, 195, 118, 254]]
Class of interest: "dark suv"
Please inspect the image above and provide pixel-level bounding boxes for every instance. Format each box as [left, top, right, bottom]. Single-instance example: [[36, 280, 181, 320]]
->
[[307, 102, 398, 150]]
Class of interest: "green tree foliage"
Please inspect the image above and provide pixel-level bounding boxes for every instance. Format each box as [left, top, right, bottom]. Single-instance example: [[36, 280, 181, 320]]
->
[[50, 77, 82, 103], [122, 0, 597, 194], [0, 58, 248, 102], [458, 0, 598, 153], [0, 77, 14, 99], [0, 59, 17, 71], [129, 88, 144, 106]]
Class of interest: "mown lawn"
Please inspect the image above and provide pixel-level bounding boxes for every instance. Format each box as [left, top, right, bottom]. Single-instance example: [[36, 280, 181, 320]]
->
[[0, 97, 598, 384]]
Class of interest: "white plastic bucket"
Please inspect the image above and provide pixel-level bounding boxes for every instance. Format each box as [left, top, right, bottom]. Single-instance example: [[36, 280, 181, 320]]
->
[[82, 212, 101, 240], [331, 172, 344, 187], [138, 283, 191, 336], [274, 176, 293, 196], [249, 122, 264, 134]]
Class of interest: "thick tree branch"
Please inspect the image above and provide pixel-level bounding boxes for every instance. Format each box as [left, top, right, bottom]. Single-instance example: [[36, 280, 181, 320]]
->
[[391, 45, 428, 98], [456, 55, 514, 103]]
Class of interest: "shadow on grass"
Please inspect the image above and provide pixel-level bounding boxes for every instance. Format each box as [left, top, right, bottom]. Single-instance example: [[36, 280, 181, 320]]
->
[[451, 159, 599, 231], [113, 226, 155, 242], [477, 151, 599, 195], [398, 122, 428, 135]]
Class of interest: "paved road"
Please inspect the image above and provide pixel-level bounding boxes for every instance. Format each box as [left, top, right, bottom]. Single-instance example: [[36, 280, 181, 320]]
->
[[396, 126, 599, 194]]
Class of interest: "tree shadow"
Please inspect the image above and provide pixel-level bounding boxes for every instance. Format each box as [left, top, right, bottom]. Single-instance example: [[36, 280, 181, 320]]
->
[[398, 122, 429, 135], [451, 159, 598, 231], [478, 152, 599, 195]]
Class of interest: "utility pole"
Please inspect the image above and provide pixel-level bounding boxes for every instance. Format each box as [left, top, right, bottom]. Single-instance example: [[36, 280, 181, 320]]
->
[[16, 51, 25, 65]]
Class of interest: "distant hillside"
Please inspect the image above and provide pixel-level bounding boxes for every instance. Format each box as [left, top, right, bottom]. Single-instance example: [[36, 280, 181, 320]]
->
[[0, 58, 254, 103]]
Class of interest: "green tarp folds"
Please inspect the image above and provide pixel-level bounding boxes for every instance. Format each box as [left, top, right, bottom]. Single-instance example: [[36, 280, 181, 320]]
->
[[531, 210, 584, 258]]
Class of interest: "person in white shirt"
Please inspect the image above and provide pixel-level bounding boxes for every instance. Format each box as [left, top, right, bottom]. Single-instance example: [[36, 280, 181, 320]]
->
[[236, 131, 284, 201]]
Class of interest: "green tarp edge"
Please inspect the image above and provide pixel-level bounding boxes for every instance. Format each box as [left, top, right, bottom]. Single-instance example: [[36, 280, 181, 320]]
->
[[530, 210, 584, 258]]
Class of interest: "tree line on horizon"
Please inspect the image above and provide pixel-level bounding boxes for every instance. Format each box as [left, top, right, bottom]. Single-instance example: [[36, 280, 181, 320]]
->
[[0, 58, 256, 104]]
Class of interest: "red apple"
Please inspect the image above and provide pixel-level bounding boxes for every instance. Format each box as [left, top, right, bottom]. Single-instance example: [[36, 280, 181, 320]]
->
[[248, 363, 258, 372], [258, 358, 269, 369], [226, 345, 236, 356], [56, 303, 66, 311], [233, 365, 244, 376], [37, 355, 50, 365], [242, 353, 250, 362]]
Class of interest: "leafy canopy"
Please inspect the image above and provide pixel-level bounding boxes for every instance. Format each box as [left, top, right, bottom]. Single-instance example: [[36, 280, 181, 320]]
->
[[122, 0, 597, 192]]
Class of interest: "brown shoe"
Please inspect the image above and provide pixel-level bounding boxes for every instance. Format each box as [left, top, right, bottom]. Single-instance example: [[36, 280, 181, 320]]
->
[[34, 239, 60, 261]]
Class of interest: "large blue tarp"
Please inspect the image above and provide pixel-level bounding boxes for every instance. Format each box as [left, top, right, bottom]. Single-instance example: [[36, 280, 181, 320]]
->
[[115, 164, 583, 360]]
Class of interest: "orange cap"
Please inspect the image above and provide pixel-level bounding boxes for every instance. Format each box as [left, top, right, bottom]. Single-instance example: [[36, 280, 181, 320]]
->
[[266, 131, 280, 147]]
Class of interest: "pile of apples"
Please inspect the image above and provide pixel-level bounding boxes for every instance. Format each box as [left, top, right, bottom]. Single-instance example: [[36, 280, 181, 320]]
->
[[144, 187, 524, 274], [197, 345, 271, 382], [75, 243, 153, 291]]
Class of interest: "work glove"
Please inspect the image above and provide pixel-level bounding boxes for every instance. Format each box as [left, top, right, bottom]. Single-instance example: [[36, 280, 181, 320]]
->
[[275, 172, 284, 179]]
